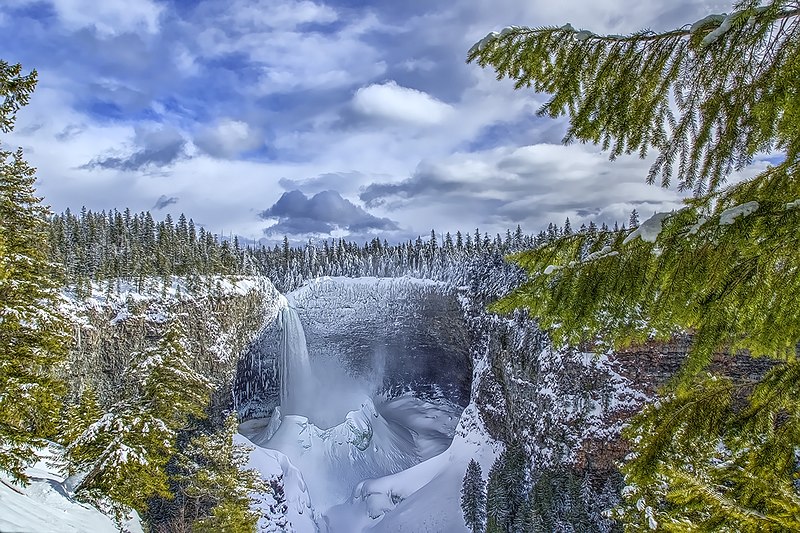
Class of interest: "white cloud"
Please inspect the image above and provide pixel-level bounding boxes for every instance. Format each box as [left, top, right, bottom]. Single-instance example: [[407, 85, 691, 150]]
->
[[352, 81, 454, 126], [172, 45, 199, 77], [358, 143, 690, 233], [9, 0, 164, 36], [194, 1, 387, 95], [459, 0, 731, 47], [227, 0, 338, 30], [3, 0, 763, 244], [194, 119, 264, 159]]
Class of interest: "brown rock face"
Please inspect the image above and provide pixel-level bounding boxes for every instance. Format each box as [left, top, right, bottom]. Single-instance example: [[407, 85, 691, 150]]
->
[[574, 336, 776, 474]]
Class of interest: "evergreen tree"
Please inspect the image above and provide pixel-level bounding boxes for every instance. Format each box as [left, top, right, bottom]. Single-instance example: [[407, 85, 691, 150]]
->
[[627, 209, 640, 229], [61, 385, 103, 447], [485, 444, 528, 532], [486, 457, 508, 530], [502, 443, 528, 529], [0, 60, 68, 483], [68, 321, 212, 515], [67, 403, 176, 515], [461, 458, 486, 533], [563, 217, 572, 235], [139, 321, 212, 430], [472, 1, 800, 530], [177, 414, 266, 533]]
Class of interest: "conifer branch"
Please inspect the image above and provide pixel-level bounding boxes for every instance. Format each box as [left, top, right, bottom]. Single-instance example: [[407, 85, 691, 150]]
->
[[468, 0, 800, 194]]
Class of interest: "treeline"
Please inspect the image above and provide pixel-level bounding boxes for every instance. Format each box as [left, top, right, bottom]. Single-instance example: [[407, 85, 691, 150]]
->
[[48, 208, 248, 291], [49, 207, 637, 293], [461, 448, 622, 533]]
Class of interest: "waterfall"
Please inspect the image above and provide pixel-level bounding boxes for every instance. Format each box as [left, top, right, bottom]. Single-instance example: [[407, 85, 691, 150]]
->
[[278, 305, 313, 415]]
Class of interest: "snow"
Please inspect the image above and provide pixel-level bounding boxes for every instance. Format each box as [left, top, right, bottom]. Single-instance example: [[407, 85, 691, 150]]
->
[[584, 245, 619, 262], [60, 275, 274, 323], [645, 506, 657, 529], [0, 444, 143, 533], [498, 26, 518, 37], [718, 201, 759, 225], [786, 199, 800, 209], [324, 404, 497, 533], [290, 276, 445, 307], [252, 274, 646, 531], [690, 13, 726, 34], [23, 267, 659, 531], [239, 393, 466, 529], [544, 265, 561, 274], [468, 31, 499, 55], [235, 433, 318, 533], [700, 13, 733, 46], [110, 308, 131, 325], [623, 212, 672, 244], [687, 215, 707, 235]]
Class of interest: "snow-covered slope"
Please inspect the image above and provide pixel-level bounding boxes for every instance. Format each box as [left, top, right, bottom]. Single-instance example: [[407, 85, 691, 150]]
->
[[234, 433, 319, 533], [0, 445, 142, 533], [241, 393, 488, 532], [325, 403, 498, 533], [61, 275, 280, 415]]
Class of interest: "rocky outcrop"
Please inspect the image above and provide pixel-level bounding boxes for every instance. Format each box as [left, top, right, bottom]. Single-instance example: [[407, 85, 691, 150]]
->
[[575, 337, 777, 473], [62, 277, 280, 421]]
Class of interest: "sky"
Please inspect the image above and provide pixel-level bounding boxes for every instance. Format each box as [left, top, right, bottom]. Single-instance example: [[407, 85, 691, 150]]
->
[[0, 0, 756, 244]]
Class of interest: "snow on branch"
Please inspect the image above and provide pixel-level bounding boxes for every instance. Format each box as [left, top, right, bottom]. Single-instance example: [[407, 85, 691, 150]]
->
[[623, 212, 672, 245], [718, 201, 759, 225]]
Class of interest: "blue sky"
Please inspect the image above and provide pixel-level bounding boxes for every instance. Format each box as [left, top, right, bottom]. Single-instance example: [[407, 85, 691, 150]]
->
[[0, 0, 756, 243]]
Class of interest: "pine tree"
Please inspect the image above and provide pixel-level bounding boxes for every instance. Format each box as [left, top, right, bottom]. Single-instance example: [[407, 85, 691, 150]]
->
[[485, 444, 528, 532], [502, 443, 528, 531], [627, 209, 640, 229], [61, 385, 103, 447], [68, 321, 212, 515], [563, 217, 572, 235], [139, 321, 212, 430], [472, 1, 800, 530], [177, 414, 266, 533], [486, 457, 508, 530], [67, 403, 175, 514], [461, 459, 486, 533], [0, 60, 68, 483]]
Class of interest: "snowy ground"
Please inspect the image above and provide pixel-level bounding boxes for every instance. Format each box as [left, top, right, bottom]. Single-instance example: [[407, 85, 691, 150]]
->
[[240, 395, 496, 533], [0, 444, 142, 533]]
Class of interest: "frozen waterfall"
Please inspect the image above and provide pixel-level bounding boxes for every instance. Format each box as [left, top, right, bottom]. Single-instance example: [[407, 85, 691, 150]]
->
[[278, 304, 313, 415]]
